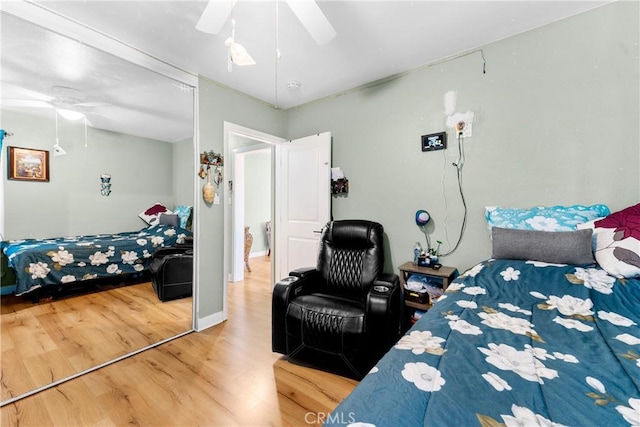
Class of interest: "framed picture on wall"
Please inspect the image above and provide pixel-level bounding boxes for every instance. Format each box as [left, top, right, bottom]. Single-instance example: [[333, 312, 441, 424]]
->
[[8, 146, 50, 182]]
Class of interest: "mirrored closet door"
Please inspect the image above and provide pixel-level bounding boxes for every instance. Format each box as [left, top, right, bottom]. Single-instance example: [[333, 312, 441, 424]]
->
[[0, 11, 195, 405]]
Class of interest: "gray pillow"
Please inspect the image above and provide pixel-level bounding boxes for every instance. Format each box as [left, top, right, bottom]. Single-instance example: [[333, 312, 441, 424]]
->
[[491, 227, 595, 265], [158, 213, 179, 227]]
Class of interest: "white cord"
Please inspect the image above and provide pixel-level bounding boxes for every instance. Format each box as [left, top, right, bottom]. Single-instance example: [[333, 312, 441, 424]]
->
[[440, 132, 468, 257], [441, 144, 452, 252], [274, 1, 280, 109], [55, 109, 59, 146]]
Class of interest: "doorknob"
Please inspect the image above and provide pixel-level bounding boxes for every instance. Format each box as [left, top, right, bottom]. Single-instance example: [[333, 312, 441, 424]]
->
[[313, 230, 322, 233]]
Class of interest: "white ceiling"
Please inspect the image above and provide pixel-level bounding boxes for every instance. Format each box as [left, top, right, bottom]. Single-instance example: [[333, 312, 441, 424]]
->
[[1, 1, 610, 142]]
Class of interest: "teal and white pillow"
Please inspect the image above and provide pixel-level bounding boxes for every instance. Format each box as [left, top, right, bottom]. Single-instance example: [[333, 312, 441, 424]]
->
[[485, 204, 610, 232], [173, 205, 192, 229]]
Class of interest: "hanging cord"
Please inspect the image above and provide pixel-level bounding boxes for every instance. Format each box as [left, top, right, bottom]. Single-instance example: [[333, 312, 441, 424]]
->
[[440, 145, 452, 252], [84, 115, 88, 147], [419, 225, 432, 253], [55, 109, 60, 147], [227, 19, 236, 72], [440, 132, 468, 257], [274, 0, 280, 109]]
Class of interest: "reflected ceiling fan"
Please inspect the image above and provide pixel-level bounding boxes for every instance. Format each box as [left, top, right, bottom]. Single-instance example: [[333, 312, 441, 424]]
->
[[3, 85, 104, 155], [196, 0, 337, 68], [3, 85, 105, 121]]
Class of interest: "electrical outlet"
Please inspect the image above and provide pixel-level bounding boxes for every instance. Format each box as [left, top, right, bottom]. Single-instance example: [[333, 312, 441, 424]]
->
[[461, 122, 472, 138], [447, 111, 475, 138], [456, 121, 472, 138]]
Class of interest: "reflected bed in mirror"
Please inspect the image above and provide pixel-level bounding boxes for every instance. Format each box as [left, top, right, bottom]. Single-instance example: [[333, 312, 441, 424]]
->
[[0, 11, 195, 404]]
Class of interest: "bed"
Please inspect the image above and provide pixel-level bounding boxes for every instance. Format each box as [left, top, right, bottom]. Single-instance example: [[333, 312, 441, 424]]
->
[[1, 224, 191, 296], [326, 204, 640, 426]]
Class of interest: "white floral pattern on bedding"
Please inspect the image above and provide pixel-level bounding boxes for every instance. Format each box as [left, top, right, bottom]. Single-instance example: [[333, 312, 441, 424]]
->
[[329, 259, 640, 427], [2, 225, 191, 295]]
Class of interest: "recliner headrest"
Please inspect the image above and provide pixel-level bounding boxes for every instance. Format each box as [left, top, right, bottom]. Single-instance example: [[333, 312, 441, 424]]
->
[[324, 220, 383, 250]]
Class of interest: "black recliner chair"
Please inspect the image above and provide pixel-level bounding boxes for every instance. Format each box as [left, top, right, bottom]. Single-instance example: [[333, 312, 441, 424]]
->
[[149, 246, 193, 302], [272, 219, 402, 379]]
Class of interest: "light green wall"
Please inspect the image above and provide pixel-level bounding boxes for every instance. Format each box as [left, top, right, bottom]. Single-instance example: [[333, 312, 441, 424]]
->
[[285, 1, 640, 273], [2, 109, 175, 240], [4, 2, 637, 325], [196, 78, 285, 319], [172, 137, 195, 209], [245, 149, 271, 254]]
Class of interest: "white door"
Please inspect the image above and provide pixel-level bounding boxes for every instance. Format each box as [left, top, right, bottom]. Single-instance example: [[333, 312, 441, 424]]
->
[[275, 132, 331, 280]]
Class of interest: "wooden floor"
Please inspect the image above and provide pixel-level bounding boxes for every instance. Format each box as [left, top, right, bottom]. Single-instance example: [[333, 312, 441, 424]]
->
[[0, 256, 358, 426], [1, 278, 192, 403]]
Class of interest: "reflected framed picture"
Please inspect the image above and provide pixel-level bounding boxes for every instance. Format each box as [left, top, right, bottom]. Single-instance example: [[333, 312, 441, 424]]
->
[[8, 146, 50, 182]]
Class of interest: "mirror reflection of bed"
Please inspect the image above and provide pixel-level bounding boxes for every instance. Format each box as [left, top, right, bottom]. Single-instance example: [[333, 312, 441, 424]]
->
[[0, 12, 195, 404]]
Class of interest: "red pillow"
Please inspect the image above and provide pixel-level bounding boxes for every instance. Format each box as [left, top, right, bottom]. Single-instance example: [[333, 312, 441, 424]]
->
[[583, 203, 640, 278], [138, 203, 172, 226]]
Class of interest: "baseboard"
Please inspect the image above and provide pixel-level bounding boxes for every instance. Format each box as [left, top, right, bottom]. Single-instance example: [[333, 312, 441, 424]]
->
[[249, 250, 268, 258], [195, 310, 227, 331]]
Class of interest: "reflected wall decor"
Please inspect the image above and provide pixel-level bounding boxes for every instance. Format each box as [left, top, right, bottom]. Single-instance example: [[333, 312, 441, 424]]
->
[[8, 146, 50, 182]]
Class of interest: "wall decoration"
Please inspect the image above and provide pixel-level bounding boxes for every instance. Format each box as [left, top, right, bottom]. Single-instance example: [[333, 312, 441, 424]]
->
[[101, 174, 112, 196], [200, 150, 224, 204], [421, 132, 447, 152], [331, 166, 349, 195], [8, 146, 50, 182], [203, 169, 215, 204]]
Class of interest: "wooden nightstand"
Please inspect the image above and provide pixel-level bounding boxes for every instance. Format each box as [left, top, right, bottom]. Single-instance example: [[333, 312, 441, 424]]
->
[[398, 262, 457, 330]]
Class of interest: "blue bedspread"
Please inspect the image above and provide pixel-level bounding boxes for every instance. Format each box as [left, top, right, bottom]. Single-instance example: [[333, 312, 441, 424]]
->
[[2, 225, 191, 296], [327, 259, 640, 427]]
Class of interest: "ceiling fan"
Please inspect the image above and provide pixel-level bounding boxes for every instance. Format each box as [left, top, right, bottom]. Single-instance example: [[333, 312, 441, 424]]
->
[[3, 84, 104, 155], [3, 84, 105, 121], [196, 0, 337, 45]]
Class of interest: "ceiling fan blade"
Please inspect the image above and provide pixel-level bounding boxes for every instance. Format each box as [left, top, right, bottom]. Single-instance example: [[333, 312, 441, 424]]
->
[[3, 82, 55, 102], [2, 99, 53, 108], [196, 0, 237, 34], [75, 102, 109, 108], [285, 0, 336, 45]]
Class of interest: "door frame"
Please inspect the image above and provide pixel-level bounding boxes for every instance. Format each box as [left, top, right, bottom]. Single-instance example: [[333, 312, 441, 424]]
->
[[223, 122, 285, 305], [230, 144, 272, 282]]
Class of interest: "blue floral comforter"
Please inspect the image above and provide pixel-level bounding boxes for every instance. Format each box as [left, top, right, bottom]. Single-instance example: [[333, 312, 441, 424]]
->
[[326, 259, 640, 427], [2, 225, 191, 296]]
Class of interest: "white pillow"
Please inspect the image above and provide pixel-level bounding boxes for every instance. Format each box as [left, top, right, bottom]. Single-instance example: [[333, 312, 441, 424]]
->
[[577, 204, 640, 278], [138, 202, 172, 227]]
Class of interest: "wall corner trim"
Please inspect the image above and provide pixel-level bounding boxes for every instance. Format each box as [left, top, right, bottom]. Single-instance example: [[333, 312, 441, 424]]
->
[[195, 311, 227, 332]]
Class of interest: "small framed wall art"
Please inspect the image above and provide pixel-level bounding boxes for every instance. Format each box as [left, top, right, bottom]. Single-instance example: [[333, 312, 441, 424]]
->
[[8, 146, 50, 182], [421, 132, 447, 152]]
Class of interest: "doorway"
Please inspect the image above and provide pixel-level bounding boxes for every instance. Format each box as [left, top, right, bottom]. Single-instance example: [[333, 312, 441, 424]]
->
[[231, 142, 272, 282], [223, 122, 284, 303], [222, 123, 331, 321]]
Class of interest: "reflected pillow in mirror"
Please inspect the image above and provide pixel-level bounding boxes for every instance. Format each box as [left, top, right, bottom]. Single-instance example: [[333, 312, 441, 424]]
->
[[173, 205, 192, 229], [139, 202, 172, 226], [158, 213, 179, 227]]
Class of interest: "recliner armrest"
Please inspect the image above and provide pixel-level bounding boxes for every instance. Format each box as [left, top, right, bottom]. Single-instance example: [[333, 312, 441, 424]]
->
[[272, 270, 320, 354], [289, 266, 319, 280], [365, 273, 402, 356], [374, 273, 400, 289]]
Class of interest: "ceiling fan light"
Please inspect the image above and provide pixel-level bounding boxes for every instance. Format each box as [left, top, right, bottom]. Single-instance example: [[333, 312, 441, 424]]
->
[[225, 38, 256, 67], [53, 143, 67, 157], [57, 108, 85, 121]]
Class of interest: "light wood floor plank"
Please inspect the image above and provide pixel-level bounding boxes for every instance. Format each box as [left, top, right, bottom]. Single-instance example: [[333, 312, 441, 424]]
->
[[1, 280, 192, 402], [1, 256, 358, 426]]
